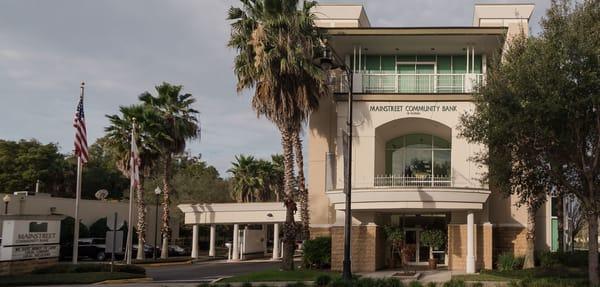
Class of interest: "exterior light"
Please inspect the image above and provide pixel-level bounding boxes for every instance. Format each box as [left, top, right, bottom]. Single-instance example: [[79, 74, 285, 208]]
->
[[154, 187, 162, 195], [3, 194, 10, 215]]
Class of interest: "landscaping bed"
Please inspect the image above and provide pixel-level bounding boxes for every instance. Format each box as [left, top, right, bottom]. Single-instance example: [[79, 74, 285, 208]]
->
[[453, 267, 589, 287], [219, 269, 340, 283]]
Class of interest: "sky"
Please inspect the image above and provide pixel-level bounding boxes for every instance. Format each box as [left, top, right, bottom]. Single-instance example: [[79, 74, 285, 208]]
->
[[0, 0, 550, 177]]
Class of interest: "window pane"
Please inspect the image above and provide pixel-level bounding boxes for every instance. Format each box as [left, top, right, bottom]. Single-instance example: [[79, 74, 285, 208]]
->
[[365, 55, 380, 71], [405, 134, 432, 148], [433, 136, 451, 148], [433, 150, 451, 178], [405, 149, 432, 178], [381, 56, 396, 72]]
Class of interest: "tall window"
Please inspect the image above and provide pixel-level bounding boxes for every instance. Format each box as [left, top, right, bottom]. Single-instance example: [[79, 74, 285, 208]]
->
[[385, 134, 451, 179]]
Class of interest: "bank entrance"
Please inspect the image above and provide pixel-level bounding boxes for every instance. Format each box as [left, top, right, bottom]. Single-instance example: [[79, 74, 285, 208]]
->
[[386, 213, 449, 267]]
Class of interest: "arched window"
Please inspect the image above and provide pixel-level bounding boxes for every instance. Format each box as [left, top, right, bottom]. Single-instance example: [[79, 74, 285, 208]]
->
[[385, 134, 451, 180]]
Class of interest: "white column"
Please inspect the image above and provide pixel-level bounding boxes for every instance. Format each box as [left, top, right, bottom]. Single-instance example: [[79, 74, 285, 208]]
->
[[262, 224, 268, 256], [466, 211, 476, 273], [191, 224, 199, 259], [232, 224, 240, 261], [209, 224, 216, 257], [272, 223, 280, 260]]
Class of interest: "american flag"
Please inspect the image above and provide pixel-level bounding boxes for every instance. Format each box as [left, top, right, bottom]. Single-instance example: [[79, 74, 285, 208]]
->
[[130, 123, 140, 189], [73, 89, 89, 164]]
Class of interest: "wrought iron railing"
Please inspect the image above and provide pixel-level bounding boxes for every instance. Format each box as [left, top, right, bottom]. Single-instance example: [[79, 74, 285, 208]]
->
[[373, 175, 452, 187]]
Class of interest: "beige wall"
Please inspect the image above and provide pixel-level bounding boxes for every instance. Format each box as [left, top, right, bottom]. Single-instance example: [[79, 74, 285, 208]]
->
[[1, 193, 179, 243], [332, 100, 487, 190]]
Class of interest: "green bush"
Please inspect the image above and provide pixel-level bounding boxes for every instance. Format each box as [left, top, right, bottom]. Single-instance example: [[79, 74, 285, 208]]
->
[[241, 282, 253, 287], [408, 281, 423, 287], [89, 217, 109, 238], [314, 274, 331, 286], [471, 283, 483, 287], [302, 237, 331, 269], [537, 251, 592, 268], [426, 283, 437, 287], [497, 253, 524, 271], [329, 277, 351, 287], [60, 216, 90, 244], [33, 263, 145, 275], [442, 279, 466, 287]]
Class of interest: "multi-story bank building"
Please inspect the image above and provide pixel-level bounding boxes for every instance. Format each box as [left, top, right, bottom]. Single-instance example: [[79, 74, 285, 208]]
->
[[307, 3, 552, 273], [178, 2, 557, 275]]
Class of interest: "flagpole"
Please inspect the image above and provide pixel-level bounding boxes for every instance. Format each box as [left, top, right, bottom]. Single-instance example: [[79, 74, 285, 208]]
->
[[125, 120, 136, 264], [72, 82, 85, 264]]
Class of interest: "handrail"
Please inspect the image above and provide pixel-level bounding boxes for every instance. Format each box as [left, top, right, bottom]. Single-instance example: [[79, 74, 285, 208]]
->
[[329, 72, 484, 94], [373, 175, 452, 187]]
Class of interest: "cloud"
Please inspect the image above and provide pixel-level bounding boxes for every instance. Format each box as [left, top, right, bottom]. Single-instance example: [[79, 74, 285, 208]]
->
[[0, 0, 550, 176]]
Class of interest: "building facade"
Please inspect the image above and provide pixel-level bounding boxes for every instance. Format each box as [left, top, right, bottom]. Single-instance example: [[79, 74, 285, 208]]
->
[[308, 3, 553, 273]]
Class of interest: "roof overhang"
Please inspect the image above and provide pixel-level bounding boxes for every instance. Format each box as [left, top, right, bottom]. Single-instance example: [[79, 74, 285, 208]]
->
[[327, 187, 491, 211], [323, 27, 507, 55], [178, 202, 300, 225]]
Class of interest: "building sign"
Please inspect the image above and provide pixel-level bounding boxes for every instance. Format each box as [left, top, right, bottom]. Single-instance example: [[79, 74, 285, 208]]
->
[[369, 104, 458, 115], [1, 220, 60, 246], [0, 245, 60, 261], [0, 217, 62, 261]]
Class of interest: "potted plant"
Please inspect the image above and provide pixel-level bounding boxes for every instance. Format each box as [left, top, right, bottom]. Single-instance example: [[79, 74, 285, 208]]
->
[[384, 226, 405, 268], [419, 229, 446, 269]]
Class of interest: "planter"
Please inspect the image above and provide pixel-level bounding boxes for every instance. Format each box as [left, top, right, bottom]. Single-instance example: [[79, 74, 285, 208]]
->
[[428, 258, 437, 270]]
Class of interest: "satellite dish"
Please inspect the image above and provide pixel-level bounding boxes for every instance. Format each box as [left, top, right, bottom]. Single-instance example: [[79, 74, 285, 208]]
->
[[95, 189, 109, 200], [106, 213, 125, 230]]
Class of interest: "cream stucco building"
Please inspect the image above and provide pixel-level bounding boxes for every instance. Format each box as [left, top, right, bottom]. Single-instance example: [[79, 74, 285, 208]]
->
[[307, 3, 553, 273]]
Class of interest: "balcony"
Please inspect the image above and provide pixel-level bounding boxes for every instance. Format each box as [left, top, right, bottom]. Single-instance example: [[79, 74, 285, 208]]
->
[[329, 72, 484, 94], [374, 175, 452, 188]]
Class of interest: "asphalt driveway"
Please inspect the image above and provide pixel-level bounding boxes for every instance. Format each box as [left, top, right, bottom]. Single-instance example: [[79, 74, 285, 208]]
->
[[146, 260, 281, 283]]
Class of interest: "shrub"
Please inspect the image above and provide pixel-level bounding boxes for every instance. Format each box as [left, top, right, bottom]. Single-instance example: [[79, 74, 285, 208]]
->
[[442, 279, 465, 287], [329, 277, 351, 287], [285, 282, 306, 287], [241, 282, 253, 287], [408, 281, 423, 287], [471, 283, 483, 287], [89, 217, 110, 238], [497, 252, 524, 271], [302, 237, 331, 269], [426, 283, 437, 287], [314, 274, 331, 286], [538, 251, 561, 268]]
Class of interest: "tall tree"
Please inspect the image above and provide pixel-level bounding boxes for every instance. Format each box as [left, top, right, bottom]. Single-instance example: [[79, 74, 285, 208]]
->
[[228, 154, 282, 202], [0, 139, 68, 194], [228, 0, 327, 269], [105, 104, 162, 259], [461, 0, 600, 282], [139, 82, 200, 259]]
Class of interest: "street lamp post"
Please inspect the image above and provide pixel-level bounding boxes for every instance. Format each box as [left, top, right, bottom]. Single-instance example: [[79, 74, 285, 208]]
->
[[320, 47, 354, 281], [153, 186, 162, 260], [3, 194, 10, 215]]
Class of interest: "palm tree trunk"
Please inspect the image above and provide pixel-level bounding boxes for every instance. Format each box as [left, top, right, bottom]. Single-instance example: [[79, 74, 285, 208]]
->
[[280, 124, 296, 271], [587, 212, 599, 286], [136, 177, 147, 260], [523, 201, 537, 269], [293, 131, 309, 240], [160, 155, 172, 259]]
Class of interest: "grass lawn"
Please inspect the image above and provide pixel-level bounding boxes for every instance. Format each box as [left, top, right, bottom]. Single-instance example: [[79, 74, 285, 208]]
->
[[220, 269, 339, 283], [0, 271, 144, 286], [453, 267, 589, 286]]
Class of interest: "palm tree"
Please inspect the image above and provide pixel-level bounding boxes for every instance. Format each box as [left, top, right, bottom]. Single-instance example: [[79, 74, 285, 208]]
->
[[228, 0, 328, 270], [229, 155, 282, 202], [105, 104, 162, 260], [229, 155, 261, 202], [139, 82, 200, 259]]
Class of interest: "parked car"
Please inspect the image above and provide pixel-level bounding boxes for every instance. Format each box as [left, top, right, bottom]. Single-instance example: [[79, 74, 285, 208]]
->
[[61, 238, 108, 261], [168, 244, 187, 256], [132, 243, 155, 258]]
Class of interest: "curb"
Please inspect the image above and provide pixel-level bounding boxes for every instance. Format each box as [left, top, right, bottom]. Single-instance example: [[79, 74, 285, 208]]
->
[[136, 260, 193, 267], [94, 277, 153, 285]]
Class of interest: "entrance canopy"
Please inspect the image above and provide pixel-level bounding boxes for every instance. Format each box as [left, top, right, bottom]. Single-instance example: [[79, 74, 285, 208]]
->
[[178, 202, 300, 225]]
